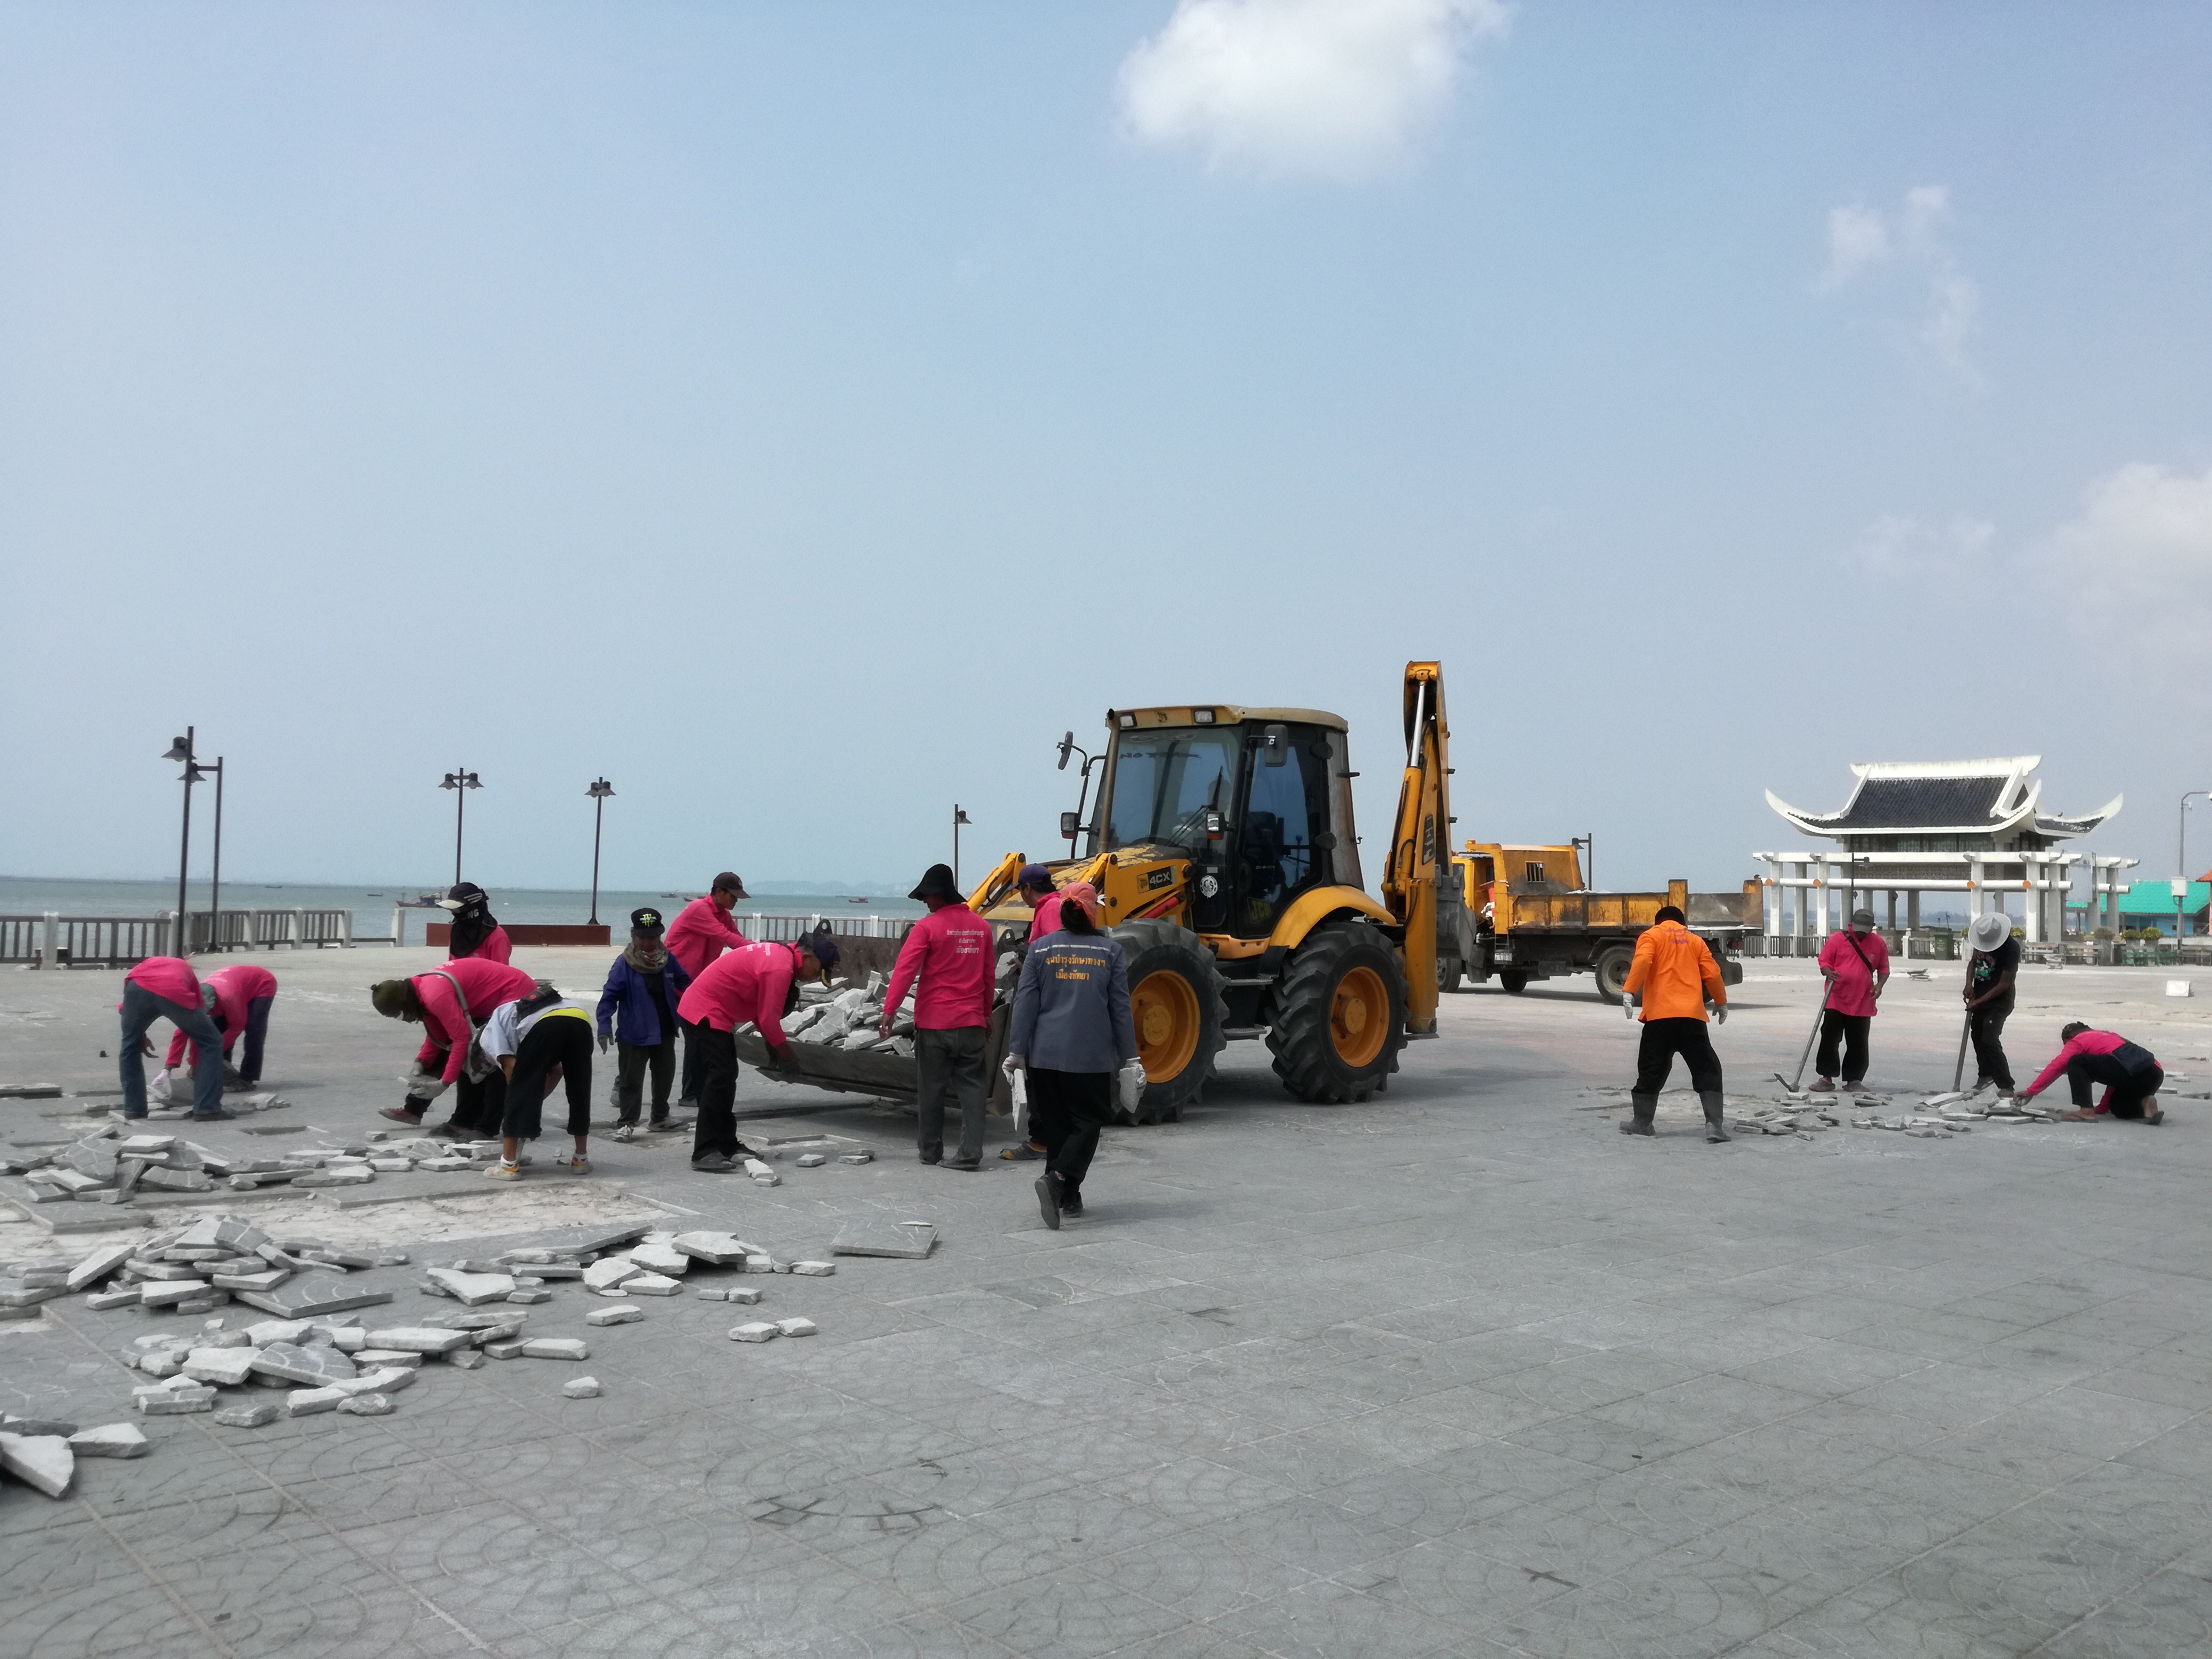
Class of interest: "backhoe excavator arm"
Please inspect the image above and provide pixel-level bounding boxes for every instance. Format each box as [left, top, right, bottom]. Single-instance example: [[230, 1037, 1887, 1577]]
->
[[1384, 661, 1451, 1035]]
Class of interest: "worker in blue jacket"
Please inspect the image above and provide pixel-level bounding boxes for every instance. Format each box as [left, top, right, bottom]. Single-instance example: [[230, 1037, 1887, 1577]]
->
[[1009, 884, 1136, 1230], [597, 907, 693, 1140]]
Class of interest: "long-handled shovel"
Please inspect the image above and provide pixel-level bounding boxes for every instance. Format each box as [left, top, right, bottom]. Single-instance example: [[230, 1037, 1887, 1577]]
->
[[1773, 999, 1826, 1093], [1951, 1009, 1973, 1092]]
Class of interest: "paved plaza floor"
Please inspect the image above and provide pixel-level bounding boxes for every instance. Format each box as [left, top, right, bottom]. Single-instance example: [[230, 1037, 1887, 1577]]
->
[[3, 944, 2209, 1658]]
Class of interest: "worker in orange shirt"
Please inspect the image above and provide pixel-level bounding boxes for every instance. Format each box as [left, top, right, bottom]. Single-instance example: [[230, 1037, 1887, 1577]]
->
[[1620, 904, 1730, 1143]]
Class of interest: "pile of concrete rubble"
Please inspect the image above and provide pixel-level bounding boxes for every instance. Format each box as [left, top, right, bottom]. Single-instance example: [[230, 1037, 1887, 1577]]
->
[[1733, 1088, 2063, 1141], [776, 954, 1020, 1060]]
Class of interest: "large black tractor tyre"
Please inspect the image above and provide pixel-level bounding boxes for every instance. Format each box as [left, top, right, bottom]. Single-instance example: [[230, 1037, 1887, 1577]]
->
[[1593, 944, 1635, 1005], [1266, 921, 1410, 1104], [1105, 919, 1229, 1125]]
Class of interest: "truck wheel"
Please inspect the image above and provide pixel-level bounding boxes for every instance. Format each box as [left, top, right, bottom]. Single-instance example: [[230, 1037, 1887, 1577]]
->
[[1107, 920, 1227, 1125], [1499, 971, 1530, 994], [1593, 945, 1633, 1004], [1438, 956, 1463, 994], [1267, 922, 1409, 1104]]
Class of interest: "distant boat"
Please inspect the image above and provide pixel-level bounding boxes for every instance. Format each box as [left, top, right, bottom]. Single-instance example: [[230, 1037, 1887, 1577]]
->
[[366, 892, 385, 898], [848, 897, 869, 904]]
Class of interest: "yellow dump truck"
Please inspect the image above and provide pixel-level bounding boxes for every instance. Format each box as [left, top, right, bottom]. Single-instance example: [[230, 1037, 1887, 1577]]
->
[[1438, 840, 1758, 1003]]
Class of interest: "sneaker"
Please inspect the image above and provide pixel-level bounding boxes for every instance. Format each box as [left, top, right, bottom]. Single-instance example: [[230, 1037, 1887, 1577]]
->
[[918, 1153, 941, 1165], [1841, 1081, 1868, 1094], [425, 1119, 467, 1138], [1060, 1195, 1084, 1218], [691, 1154, 736, 1174], [1035, 1172, 1062, 1230], [648, 1116, 671, 1131], [611, 1124, 635, 1143], [380, 1105, 425, 1126], [676, 1096, 698, 1111], [945, 1158, 981, 1172], [485, 1162, 523, 1182], [192, 1109, 238, 1122], [567, 1154, 592, 1174]]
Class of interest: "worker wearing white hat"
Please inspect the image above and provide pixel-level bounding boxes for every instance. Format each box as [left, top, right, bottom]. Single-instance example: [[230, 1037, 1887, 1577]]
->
[[1963, 911, 2021, 1095]]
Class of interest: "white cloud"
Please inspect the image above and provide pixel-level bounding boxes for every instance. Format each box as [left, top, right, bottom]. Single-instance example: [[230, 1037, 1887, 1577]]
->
[[1118, 0, 1510, 180], [2041, 460, 2212, 613], [1844, 513, 1995, 580], [1816, 184, 1979, 382]]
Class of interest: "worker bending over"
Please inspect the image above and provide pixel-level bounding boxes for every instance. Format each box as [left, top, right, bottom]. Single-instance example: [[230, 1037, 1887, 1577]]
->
[[371, 957, 540, 1135], [117, 957, 230, 1122], [152, 962, 278, 1101], [478, 985, 597, 1180], [1620, 904, 1730, 1143], [677, 932, 837, 1173], [883, 864, 995, 1171], [2017, 1024, 2167, 1125]]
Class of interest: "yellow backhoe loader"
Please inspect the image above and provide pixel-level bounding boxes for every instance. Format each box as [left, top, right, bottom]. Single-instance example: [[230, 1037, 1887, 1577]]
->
[[966, 661, 1456, 1122]]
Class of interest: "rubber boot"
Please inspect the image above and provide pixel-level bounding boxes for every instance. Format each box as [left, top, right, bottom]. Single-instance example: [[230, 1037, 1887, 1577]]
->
[[1702, 1091, 1730, 1143], [1620, 1093, 1656, 1136]]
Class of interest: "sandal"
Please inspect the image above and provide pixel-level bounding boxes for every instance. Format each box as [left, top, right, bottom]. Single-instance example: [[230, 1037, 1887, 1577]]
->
[[999, 1143, 1046, 1161]]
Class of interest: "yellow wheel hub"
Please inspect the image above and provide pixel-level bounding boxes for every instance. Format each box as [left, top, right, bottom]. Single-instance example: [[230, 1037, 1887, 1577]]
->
[[1330, 966, 1389, 1068], [1132, 969, 1201, 1083]]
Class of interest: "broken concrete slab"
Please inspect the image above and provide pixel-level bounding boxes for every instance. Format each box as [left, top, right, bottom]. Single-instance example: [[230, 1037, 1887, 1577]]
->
[[234, 1282, 393, 1321], [0, 1433, 75, 1497], [286, 1386, 347, 1416], [626, 1243, 689, 1276], [729, 1322, 778, 1343], [249, 1343, 359, 1387], [795, 1153, 827, 1168], [68, 1423, 148, 1459], [671, 1231, 750, 1266], [210, 1268, 291, 1294], [336, 1393, 393, 1415], [135, 1383, 215, 1415], [181, 1348, 259, 1388], [623, 1273, 680, 1297], [582, 1258, 639, 1293], [790, 1261, 835, 1277], [725, 1286, 763, 1305], [505, 1289, 552, 1305], [585, 1304, 642, 1327], [561, 1377, 601, 1399], [775, 1318, 817, 1337], [742, 1159, 779, 1185], [361, 1327, 472, 1355], [423, 1268, 517, 1305], [832, 1221, 934, 1259], [138, 1280, 213, 1308], [518, 1338, 588, 1361], [64, 1240, 136, 1293]]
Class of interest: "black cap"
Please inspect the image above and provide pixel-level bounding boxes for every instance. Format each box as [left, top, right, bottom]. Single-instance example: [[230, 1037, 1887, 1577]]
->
[[630, 907, 665, 933], [437, 881, 488, 911], [712, 872, 748, 898], [803, 929, 841, 972], [909, 863, 961, 901]]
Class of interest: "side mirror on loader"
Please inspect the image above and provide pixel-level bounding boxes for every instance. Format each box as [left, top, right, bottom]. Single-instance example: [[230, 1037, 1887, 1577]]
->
[[1060, 811, 1082, 840], [1261, 723, 1289, 767], [1056, 732, 1075, 771]]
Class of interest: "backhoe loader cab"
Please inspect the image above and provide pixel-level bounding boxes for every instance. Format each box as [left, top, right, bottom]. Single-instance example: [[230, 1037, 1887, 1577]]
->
[[971, 668, 1452, 1123]]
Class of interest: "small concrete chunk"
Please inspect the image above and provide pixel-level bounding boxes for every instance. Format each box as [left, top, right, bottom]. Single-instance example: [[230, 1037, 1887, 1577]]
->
[[774, 1317, 817, 1337], [742, 1159, 779, 1185], [623, 1273, 680, 1297], [728, 1322, 779, 1343], [84, 1286, 143, 1312], [627, 1243, 690, 1276], [65, 1241, 137, 1294], [337, 1393, 394, 1415], [837, 1152, 873, 1164], [211, 1268, 292, 1293], [789, 1262, 835, 1277], [352, 1349, 425, 1370], [0, 1433, 74, 1497], [795, 1153, 827, 1168], [561, 1376, 601, 1399], [136, 1382, 216, 1415], [585, 1304, 643, 1327], [671, 1231, 749, 1266], [582, 1258, 640, 1293], [337, 1367, 414, 1396], [213, 1401, 283, 1428], [447, 1348, 485, 1369], [250, 1343, 359, 1386], [832, 1221, 934, 1259], [245, 1319, 314, 1347], [519, 1338, 589, 1361], [286, 1386, 347, 1415], [505, 1289, 552, 1305], [725, 1286, 763, 1305], [483, 1340, 527, 1360], [68, 1423, 148, 1459]]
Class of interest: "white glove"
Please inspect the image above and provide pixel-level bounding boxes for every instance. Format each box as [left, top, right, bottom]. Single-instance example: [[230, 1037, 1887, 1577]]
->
[[1001, 1054, 1026, 1084], [1622, 996, 1636, 1021], [1711, 1004, 1728, 1025], [407, 1074, 452, 1103], [1116, 1057, 1147, 1115]]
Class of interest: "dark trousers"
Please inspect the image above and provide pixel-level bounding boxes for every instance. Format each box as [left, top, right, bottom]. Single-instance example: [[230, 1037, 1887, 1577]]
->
[[1816, 1010, 1871, 1083], [681, 1021, 704, 1104], [235, 995, 274, 1085], [1029, 1067, 1110, 1199], [1969, 1004, 2013, 1089], [119, 983, 224, 1118], [615, 1041, 676, 1123], [916, 1027, 987, 1163], [2068, 1055, 2165, 1118], [451, 1067, 507, 1135], [687, 1019, 742, 1160], [1633, 1018, 1723, 1095], [503, 1017, 594, 1141]]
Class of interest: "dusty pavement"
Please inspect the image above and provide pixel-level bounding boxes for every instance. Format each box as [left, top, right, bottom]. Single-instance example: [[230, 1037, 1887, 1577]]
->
[[2, 943, 2210, 1659]]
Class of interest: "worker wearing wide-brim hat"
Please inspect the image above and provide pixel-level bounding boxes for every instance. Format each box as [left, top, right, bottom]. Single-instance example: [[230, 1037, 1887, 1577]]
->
[[1962, 911, 2021, 1096]]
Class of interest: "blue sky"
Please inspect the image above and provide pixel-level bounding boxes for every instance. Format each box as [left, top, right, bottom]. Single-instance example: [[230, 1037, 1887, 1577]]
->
[[3, 2, 2208, 897]]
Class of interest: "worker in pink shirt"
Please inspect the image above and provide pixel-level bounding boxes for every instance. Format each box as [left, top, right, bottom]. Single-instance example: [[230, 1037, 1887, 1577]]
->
[[153, 962, 278, 1099], [370, 957, 539, 1136], [665, 872, 751, 1110], [117, 956, 230, 1120], [438, 882, 512, 965], [1811, 907, 1889, 1092], [2018, 1023, 2167, 1124], [677, 932, 837, 1172], [882, 863, 998, 1170]]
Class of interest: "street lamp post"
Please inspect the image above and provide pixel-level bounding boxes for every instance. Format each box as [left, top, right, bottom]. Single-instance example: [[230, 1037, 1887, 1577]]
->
[[2180, 791, 2209, 944], [161, 731, 210, 955], [586, 778, 614, 926], [953, 804, 972, 890], [207, 756, 226, 950], [440, 768, 481, 889]]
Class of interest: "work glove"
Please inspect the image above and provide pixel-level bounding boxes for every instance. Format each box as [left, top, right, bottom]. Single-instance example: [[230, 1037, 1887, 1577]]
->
[[1622, 996, 1636, 1021], [1001, 1054, 1026, 1084], [1711, 1004, 1728, 1025], [406, 1075, 452, 1104], [597, 1032, 611, 1054]]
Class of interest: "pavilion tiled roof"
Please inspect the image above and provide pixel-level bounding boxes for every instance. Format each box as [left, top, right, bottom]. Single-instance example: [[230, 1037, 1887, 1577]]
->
[[1765, 758, 2121, 842]]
